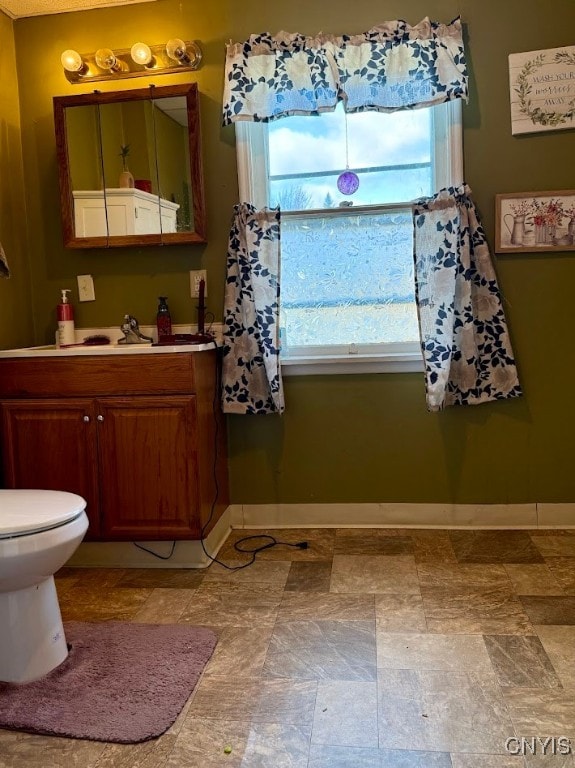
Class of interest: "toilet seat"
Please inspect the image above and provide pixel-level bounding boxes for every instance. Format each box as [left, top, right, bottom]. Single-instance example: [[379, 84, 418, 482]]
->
[[0, 490, 87, 539]]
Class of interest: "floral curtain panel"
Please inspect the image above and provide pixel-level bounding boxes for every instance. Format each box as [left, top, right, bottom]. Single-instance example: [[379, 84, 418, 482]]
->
[[413, 185, 522, 411], [0, 243, 10, 278], [222, 204, 285, 415], [223, 17, 467, 124]]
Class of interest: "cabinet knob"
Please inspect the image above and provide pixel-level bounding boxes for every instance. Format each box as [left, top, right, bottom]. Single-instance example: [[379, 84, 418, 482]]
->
[[83, 415, 90, 422], [97, 414, 104, 422]]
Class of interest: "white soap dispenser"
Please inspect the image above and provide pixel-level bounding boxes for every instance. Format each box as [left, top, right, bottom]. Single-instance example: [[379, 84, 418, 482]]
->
[[57, 289, 75, 347]]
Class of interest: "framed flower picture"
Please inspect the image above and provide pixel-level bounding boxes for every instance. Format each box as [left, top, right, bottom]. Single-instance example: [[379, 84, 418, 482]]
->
[[495, 191, 575, 254]]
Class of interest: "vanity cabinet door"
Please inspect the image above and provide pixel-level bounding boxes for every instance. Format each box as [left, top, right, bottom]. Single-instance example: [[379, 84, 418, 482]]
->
[[0, 399, 101, 538], [96, 396, 200, 540]]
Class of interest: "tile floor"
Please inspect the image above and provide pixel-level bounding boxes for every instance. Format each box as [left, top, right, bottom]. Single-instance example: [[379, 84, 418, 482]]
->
[[3, 528, 575, 767]]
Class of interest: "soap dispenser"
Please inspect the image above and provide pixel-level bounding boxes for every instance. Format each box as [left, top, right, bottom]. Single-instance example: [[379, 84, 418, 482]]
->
[[156, 296, 172, 339], [57, 289, 75, 347]]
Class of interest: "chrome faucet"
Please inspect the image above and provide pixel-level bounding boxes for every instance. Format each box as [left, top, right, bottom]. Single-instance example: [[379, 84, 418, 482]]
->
[[118, 315, 154, 344]]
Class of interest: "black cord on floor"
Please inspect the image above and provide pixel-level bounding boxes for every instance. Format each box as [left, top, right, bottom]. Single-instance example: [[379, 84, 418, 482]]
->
[[203, 533, 308, 572], [133, 540, 177, 560], [199, 345, 308, 571]]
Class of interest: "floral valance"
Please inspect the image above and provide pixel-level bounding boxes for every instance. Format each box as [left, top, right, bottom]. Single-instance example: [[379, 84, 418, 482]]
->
[[223, 17, 467, 124]]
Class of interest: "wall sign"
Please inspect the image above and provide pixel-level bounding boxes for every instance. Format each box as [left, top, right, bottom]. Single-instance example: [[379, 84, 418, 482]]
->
[[509, 45, 575, 135], [495, 191, 575, 254]]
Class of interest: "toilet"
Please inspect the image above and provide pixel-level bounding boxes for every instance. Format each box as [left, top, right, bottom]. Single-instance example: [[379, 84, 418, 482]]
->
[[0, 489, 88, 683]]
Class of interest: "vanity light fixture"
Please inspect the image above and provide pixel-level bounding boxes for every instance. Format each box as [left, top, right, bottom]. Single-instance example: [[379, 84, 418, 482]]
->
[[60, 49, 87, 75], [60, 38, 202, 84], [94, 48, 127, 73], [166, 38, 195, 65], [130, 42, 154, 67]]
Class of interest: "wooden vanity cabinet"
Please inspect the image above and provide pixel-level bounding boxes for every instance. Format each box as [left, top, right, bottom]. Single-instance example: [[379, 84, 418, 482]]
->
[[0, 351, 228, 542], [1, 398, 101, 536], [96, 396, 200, 540]]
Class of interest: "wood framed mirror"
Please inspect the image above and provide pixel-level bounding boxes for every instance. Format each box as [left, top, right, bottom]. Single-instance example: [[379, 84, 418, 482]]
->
[[53, 83, 206, 248]]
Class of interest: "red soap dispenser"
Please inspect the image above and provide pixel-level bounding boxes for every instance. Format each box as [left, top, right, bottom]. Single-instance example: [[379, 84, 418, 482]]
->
[[156, 296, 172, 339], [57, 289, 75, 347]]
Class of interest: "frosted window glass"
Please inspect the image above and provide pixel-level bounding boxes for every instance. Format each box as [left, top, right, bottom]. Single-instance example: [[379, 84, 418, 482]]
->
[[280, 211, 419, 347]]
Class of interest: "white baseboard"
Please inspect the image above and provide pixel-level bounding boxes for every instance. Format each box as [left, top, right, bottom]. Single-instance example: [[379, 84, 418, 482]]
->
[[65, 502, 575, 569], [537, 503, 575, 527], [66, 506, 232, 569], [229, 502, 575, 530]]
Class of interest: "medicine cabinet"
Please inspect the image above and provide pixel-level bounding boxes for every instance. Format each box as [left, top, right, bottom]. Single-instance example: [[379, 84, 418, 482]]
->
[[53, 83, 206, 248]]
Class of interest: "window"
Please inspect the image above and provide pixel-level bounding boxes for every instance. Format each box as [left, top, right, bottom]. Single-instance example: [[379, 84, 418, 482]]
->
[[236, 100, 463, 374]]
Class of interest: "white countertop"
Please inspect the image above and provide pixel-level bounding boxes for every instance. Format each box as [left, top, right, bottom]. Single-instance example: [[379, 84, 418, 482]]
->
[[0, 342, 218, 358], [0, 324, 223, 359]]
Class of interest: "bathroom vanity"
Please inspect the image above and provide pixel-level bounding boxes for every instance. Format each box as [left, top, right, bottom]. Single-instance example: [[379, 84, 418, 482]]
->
[[0, 348, 228, 542]]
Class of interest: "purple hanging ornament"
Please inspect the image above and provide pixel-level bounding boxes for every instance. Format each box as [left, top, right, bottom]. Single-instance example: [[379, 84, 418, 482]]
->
[[337, 170, 359, 195], [337, 109, 359, 196]]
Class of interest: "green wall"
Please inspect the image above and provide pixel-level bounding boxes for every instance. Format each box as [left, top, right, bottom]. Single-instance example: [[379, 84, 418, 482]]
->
[[0, 11, 33, 349], [67, 104, 100, 190], [6, 0, 575, 506], [153, 106, 189, 224]]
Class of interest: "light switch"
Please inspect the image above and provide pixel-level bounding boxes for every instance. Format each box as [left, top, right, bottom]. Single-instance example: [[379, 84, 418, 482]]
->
[[77, 274, 95, 302], [190, 270, 207, 298]]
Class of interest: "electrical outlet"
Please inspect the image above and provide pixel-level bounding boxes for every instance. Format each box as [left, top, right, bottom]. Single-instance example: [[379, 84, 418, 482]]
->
[[190, 270, 207, 299], [77, 274, 95, 302]]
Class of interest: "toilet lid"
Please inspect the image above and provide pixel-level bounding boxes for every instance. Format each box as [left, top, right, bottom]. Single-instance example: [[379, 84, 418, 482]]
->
[[0, 490, 86, 538]]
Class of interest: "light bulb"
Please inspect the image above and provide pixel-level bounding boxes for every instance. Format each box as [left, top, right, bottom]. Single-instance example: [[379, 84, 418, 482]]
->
[[61, 49, 85, 73], [95, 47, 120, 71], [130, 42, 153, 66], [166, 38, 190, 64]]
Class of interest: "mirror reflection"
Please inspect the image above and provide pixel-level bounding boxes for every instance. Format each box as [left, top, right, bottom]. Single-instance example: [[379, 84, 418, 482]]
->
[[54, 84, 206, 247]]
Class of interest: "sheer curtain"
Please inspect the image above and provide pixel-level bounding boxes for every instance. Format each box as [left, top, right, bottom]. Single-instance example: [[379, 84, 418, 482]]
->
[[222, 17, 521, 411], [222, 204, 284, 415]]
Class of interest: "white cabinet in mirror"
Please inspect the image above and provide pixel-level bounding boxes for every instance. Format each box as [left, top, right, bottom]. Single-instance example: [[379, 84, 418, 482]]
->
[[73, 188, 179, 237]]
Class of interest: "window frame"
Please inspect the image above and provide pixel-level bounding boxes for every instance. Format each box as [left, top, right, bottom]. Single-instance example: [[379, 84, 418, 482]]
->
[[235, 100, 463, 375]]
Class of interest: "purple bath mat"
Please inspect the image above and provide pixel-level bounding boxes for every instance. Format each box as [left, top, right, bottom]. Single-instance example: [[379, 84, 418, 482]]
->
[[0, 621, 217, 743]]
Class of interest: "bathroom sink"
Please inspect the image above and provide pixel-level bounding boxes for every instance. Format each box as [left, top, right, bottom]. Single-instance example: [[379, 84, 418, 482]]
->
[[35, 343, 148, 351], [0, 340, 217, 358], [8, 342, 148, 352]]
